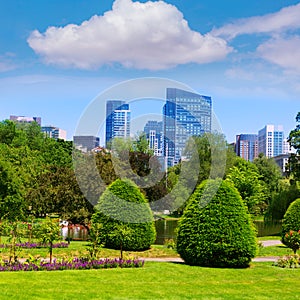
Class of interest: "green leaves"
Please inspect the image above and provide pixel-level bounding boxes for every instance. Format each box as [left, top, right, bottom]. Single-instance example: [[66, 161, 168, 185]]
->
[[282, 198, 300, 242], [93, 179, 156, 251], [176, 180, 257, 267], [226, 160, 267, 215], [34, 218, 61, 263]]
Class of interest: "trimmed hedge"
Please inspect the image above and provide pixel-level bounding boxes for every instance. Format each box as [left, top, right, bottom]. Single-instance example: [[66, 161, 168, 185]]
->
[[176, 179, 257, 268], [282, 198, 300, 241], [93, 178, 156, 251]]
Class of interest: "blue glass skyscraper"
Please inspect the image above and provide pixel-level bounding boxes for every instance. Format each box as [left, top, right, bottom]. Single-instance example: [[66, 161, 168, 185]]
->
[[163, 88, 212, 165], [106, 100, 130, 147]]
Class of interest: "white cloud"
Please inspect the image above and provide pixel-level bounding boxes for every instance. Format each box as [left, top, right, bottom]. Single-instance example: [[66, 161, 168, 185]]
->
[[257, 36, 300, 73], [211, 3, 300, 40], [27, 0, 231, 70]]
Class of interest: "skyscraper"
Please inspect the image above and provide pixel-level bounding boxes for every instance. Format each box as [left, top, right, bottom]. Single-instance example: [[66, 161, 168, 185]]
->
[[235, 134, 258, 161], [163, 88, 212, 165], [143, 120, 163, 156], [105, 100, 130, 147], [258, 125, 284, 158]]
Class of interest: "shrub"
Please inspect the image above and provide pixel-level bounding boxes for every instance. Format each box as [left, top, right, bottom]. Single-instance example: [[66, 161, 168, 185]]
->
[[273, 254, 300, 268], [176, 179, 257, 268], [93, 179, 156, 251], [282, 198, 300, 244], [281, 198, 300, 253], [282, 230, 300, 254]]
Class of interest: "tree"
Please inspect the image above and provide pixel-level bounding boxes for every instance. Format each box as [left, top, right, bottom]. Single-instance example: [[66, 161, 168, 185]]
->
[[26, 165, 94, 222], [265, 180, 300, 222], [86, 221, 103, 260], [287, 112, 300, 180], [0, 159, 25, 221], [281, 198, 300, 253], [176, 180, 257, 267], [254, 153, 282, 190], [0, 120, 17, 145], [34, 218, 61, 263], [93, 179, 156, 251], [226, 160, 267, 215], [281, 198, 300, 236]]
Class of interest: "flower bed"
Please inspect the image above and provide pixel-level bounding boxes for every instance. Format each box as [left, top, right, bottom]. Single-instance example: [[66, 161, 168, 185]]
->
[[273, 254, 300, 268], [0, 242, 69, 249], [0, 258, 144, 272]]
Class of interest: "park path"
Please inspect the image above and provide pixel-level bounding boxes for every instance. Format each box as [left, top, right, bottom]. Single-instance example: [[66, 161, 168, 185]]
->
[[144, 240, 284, 263]]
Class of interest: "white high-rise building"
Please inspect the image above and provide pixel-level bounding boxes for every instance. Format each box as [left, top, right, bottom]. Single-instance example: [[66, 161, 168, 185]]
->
[[42, 126, 67, 141], [144, 120, 163, 156], [105, 101, 130, 146], [258, 125, 284, 158]]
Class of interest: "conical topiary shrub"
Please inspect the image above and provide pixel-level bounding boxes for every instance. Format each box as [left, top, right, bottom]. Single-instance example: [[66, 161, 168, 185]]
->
[[176, 179, 257, 267], [281, 198, 300, 253], [93, 178, 156, 251]]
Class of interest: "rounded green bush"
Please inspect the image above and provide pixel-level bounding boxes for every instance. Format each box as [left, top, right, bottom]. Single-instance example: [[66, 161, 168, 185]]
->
[[281, 198, 300, 240], [93, 178, 156, 251], [176, 179, 257, 268]]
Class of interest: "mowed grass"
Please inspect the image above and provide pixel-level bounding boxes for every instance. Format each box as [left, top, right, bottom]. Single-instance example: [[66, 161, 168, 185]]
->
[[0, 262, 300, 300], [0, 240, 179, 260]]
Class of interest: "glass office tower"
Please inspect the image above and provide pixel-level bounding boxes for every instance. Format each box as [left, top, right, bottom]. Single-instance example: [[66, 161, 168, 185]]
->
[[163, 88, 212, 165], [105, 100, 130, 147]]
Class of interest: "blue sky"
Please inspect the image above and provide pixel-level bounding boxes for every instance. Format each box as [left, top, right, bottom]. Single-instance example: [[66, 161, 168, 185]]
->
[[0, 0, 299, 143]]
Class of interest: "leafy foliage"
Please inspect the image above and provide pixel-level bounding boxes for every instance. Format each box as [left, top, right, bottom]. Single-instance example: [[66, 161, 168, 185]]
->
[[34, 218, 61, 263], [265, 180, 300, 222], [287, 112, 300, 180], [176, 179, 257, 267], [282, 230, 300, 254], [93, 179, 156, 251], [281, 198, 300, 247], [226, 160, 267, 215], [86, 221, 103, 260]]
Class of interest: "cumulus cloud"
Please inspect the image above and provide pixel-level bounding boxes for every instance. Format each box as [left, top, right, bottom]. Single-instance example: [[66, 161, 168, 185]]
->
[[27, 0, 231, 70], [257, 36, 300, 73], [211, 3, 300, 40]]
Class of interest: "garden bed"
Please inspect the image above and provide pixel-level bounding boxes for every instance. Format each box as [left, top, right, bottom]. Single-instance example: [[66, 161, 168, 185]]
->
[[0, 258, 144, 272]]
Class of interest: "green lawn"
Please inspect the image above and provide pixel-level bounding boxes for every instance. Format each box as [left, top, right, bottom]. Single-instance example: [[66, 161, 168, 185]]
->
[[0, 262, 299, 300], [0, 239, 179, 260], [257, 244, 293, 257]]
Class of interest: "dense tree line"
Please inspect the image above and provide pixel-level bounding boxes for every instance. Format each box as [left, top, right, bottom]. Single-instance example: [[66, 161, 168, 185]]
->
[[0, 120, 93, 223], [1, 112, 300, 224]]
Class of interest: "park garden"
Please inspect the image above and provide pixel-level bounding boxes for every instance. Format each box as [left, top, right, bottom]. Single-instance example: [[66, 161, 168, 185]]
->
[[1, 113, 300, 298]]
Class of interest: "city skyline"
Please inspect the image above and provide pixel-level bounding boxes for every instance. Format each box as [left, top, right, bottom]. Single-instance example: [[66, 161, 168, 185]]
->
[[0, 0, 299, 142]]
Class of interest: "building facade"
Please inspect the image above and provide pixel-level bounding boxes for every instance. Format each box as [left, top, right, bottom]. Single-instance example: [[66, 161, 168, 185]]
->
[[10, 115, 41, 126], [42, 126, 67, 140], [258, 125, 284, 158], [235, 134, 258, 161], [105, 100, 130, 147], [73, 136, 100, 152], [163, 88, 212, 165], [143, 120, 163, 156]]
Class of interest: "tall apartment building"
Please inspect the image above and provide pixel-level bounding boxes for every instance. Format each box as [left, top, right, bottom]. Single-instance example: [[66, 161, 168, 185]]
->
[[105, 100, 130, 147], [143, 120, 163, 156], [258, 125, 284, 158], [10, 115, 41, 126], [163, 88, 212, 165], [235, 134, 258, 161], [42, 126, 67, 141], [73, 136, 100, 152]]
